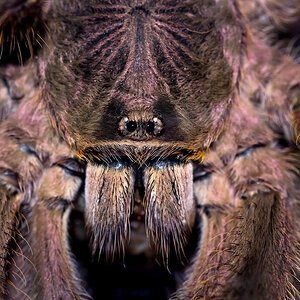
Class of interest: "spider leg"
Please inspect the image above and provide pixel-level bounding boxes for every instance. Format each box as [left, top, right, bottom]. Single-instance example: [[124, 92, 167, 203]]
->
[[0, 55, 87, 297], [240, 0, 300, 60], [27, 162, 89, 299], [173, 146, 299, 299], [0, 185, 22, 297], [0, 127, 43, 297], [172, 43, 300, 297], [5, 147, 89, 299]]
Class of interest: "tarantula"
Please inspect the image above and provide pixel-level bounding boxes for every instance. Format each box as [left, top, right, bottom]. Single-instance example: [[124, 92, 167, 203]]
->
[[0, 0, 300, 299]]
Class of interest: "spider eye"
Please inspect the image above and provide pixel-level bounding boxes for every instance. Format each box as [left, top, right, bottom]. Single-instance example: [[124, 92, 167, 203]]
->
[[125, 121, 137, 133], [146, 121, 155, 134]]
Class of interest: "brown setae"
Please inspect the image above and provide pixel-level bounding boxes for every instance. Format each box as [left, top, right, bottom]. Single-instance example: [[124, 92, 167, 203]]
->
[[0, 0, 299, 299]]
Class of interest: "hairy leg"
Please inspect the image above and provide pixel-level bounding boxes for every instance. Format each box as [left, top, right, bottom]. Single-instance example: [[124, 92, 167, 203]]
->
[[29, 161, 88, 299]]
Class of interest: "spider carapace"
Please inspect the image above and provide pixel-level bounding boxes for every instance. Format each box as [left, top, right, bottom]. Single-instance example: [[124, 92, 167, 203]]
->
[[0, 0, 300, 299]]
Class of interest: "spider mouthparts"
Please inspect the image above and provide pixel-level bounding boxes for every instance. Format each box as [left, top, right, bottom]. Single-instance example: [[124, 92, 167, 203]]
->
[[84, 156, 196, 262], [85, 162, 134, 260]]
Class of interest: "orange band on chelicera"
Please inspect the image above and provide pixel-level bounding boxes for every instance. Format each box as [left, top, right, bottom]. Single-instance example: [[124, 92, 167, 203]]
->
[[76, 150, 89, 161], [186, 152, 205, 162], [76, 148, 205, 164]]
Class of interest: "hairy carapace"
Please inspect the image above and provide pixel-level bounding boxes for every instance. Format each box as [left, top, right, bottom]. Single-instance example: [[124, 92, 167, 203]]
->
[[0, 0, 300, 299]]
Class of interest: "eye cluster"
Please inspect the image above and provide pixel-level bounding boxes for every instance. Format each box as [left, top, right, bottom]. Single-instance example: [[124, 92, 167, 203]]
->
[[118, 116, 163, 139]]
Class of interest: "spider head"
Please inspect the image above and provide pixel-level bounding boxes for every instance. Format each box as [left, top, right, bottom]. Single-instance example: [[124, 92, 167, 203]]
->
[[41, 0, 246, 261], [43, 0, 246, 152]]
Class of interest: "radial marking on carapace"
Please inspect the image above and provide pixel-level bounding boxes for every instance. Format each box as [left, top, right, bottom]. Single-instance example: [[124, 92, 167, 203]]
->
[[152, 24, 203, 64], [124, 9, 159, 99], [87, 24, 125, 54], [74, 1, 219, 103]]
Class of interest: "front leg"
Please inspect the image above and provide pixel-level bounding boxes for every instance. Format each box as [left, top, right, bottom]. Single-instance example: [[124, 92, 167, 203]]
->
[[0, 131, 43, 297], [173, 147, 299, 299], [0, 184, 22, 298], [28, 161, 89, 299]]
